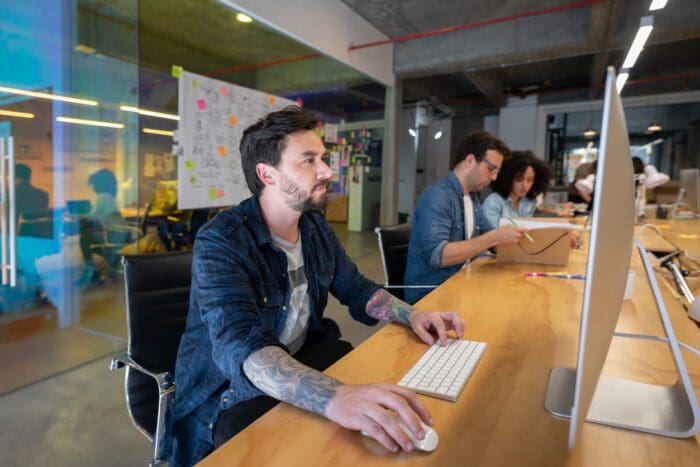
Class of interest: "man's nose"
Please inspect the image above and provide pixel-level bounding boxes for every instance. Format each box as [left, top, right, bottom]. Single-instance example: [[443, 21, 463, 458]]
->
[[317, 160, 332, 180]]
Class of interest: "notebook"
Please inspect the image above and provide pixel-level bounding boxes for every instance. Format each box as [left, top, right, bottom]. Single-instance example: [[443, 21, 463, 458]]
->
[[496, 218, 574, 266]]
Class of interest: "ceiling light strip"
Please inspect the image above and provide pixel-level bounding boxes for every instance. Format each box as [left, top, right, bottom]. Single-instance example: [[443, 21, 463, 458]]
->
[[143, 128, 174, 136], [120, 105, 180, 121], [0, 109, 35, 119], [56, 116, 124, 129], [0, 85, 98, 106], [622, 16, 654, 69]]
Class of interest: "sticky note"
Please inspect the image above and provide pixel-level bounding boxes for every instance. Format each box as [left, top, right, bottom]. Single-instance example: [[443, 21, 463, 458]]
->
[[342, 138, 347, 145], [171, 65, 183, 78], [219, 86, 229, 96], [296, 98, 304, 107], [197, 98, 207, 110], [189, 176, 196, 184], [217, 188, 225, 198], [218, 146, 226, 156], [208, 188, 218, 199], [185, 160, 194, 169], [192, 79, 199, 89], [229, 115, 237, 126], [268, 96, 276, 105]]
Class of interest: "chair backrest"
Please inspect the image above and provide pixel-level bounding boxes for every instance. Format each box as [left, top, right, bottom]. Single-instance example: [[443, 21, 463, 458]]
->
[[374, 223, 412, 300], [122, 251, 192, 437]]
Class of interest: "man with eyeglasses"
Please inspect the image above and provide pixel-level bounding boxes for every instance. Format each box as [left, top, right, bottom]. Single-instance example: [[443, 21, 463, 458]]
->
[[404, 130, 527, 304]]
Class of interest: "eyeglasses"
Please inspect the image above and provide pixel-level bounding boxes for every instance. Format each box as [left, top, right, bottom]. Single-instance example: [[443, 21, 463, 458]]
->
[[481, 158, 501, 175]]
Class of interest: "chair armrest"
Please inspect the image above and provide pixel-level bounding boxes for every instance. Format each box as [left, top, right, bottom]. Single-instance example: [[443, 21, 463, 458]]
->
[[110, 352, 174, 391]]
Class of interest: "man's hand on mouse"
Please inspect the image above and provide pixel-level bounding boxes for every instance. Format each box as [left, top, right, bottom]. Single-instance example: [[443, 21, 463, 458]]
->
[[325, 382, 433, 452]]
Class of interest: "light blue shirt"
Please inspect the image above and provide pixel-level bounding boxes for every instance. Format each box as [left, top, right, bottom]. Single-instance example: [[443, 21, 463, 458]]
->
[[482, 192, 537, 228]]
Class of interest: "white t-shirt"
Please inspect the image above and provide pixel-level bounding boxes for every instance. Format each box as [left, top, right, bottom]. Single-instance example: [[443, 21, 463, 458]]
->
[[271, 233, 311, 355], [463, 195, 474, 240]]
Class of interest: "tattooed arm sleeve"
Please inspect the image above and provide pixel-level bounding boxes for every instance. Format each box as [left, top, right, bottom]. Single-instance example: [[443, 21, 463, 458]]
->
[[242, 346, 341, 417], [364, 289, 414, 326]]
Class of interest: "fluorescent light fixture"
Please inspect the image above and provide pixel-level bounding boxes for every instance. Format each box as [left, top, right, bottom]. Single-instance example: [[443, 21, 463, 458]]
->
[[143, 128, 174, 136], [56, 116, 124, 129], [434, 129, 443, 140], [120, 105, 180, 121], [649, 0, 668, 11], [0, 85, 98, 106], [236, 13, 252, 23], [646, 121, 662, 132], [0, 109, 34, 119], [75, 44, 96, 54], [408, 128, 416, 137], [616, 72, 629, 92], [622, 16, 654, 69], [583, 128, 597, 138]]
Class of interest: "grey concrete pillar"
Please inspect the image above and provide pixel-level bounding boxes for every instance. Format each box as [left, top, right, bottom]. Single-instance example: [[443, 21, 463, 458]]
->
[[380, 81, 402, 226]]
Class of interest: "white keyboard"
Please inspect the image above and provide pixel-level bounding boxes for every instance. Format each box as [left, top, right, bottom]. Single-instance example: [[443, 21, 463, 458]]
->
[[397, 339, 487, 402]]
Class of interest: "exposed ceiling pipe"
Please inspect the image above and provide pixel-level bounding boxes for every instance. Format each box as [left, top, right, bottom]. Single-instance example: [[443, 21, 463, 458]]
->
[[348, 0, 608, 51]]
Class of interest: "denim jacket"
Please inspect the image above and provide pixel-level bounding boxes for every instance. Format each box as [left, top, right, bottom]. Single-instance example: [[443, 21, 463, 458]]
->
[[404, 172, 493, 304], [481, 192, 537, 230], [168, 196, 380, 466]]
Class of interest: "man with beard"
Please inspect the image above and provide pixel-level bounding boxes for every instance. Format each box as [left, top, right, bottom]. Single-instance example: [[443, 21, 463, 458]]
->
[[169, 106, 464, 466], [404, 131, 526, 304]]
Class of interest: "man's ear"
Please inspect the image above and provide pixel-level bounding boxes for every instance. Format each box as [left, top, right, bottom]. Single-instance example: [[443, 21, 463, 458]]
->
[[255, 163, 275, 187]]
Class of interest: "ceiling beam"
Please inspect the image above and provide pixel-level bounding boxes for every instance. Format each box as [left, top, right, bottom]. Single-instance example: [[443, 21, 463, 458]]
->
[[463, 69, 504, 106], [587, 0, 625, 97]]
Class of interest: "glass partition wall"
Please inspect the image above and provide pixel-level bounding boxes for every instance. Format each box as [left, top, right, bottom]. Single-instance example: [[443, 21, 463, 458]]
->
[[0, 0, 386, 393]]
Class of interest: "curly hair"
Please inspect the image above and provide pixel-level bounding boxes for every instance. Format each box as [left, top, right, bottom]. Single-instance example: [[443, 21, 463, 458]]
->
[[491, 150, 553, 200], [240, 105, 318, 196]]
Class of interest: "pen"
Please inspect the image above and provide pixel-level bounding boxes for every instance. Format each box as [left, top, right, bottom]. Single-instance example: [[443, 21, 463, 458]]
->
[[525, 272, 586, 280], [507, 216, 534, 242]]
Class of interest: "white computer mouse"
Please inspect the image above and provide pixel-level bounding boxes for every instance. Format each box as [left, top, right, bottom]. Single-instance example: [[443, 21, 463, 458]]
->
[[361, 417, 439, 452]]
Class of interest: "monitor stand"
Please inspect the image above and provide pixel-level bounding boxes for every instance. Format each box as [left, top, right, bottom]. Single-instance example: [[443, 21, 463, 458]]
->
[[544, 240, 700, 438]]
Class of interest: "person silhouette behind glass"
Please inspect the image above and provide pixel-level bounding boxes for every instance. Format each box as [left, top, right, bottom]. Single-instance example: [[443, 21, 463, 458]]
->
[[15, 163, 49, 224], [78, 169, 128, 286]]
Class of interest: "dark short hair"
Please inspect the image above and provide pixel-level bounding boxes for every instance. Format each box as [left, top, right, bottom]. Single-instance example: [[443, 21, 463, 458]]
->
[[240, 106, 318, 196], [88, 169, 117, 196], [16, 163, 31, 181], [491, 150, 553, 200], [453, 130, 510, 169], [632, 156, 645, 174]]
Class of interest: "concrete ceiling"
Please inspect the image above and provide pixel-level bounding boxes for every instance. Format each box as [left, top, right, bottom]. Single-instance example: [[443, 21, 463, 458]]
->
[[76, 0, 700, 120], [342, 0, 700, 111]]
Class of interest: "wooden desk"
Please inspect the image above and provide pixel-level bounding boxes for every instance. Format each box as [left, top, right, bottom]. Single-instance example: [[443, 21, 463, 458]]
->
[[200, 236, 700, 466], [635, 218, 700, 257]]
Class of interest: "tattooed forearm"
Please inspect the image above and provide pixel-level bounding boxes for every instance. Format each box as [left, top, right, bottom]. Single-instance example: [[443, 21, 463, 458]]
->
[[242, 346, 341, 417], [365, 289, 413, 325]]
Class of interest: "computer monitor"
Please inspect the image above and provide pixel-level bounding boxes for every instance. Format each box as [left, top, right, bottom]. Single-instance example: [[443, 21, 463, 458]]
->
[[545, 67, 699, 446], [680, 168, 700, 211], [66, 199, 92, 215]]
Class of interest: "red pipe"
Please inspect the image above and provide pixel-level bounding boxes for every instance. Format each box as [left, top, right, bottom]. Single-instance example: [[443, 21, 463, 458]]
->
[[348, 0, 608, 51]]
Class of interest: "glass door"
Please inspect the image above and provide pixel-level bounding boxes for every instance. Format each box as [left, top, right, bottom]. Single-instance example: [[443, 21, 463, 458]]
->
[[0, 0, 139, 393]]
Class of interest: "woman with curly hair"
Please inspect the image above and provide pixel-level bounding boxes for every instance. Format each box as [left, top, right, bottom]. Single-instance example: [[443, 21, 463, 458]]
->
[[482, 150, 553, 228]]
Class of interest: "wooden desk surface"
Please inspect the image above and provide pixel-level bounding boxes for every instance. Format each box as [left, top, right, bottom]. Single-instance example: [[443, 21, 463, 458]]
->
[[635, 218, 700, 256], [200, 231, 700, 467]]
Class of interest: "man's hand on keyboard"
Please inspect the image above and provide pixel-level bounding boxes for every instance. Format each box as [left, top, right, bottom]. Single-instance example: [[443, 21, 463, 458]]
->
[[325, 382, 433, 453], [409, 310, 465, 346]]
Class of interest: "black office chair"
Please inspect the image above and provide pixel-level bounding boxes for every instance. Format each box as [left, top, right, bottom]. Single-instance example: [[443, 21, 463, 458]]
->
[[374, 223, 435, 301], [110, 251, 192, 466]]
